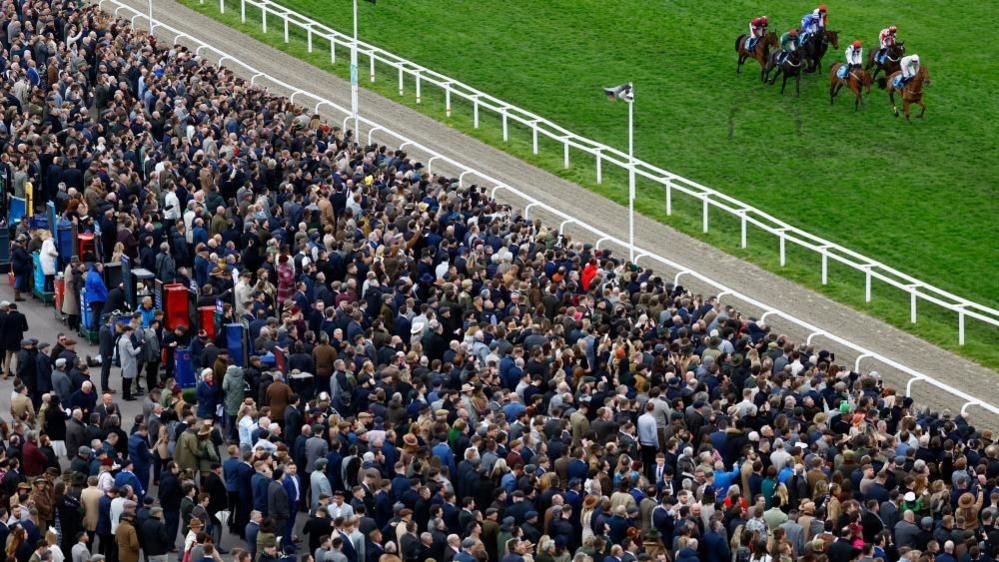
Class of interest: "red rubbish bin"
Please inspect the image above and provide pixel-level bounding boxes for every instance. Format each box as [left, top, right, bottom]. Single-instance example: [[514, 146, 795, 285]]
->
[[54, 277, 65, 311], [78, 232, 95, 261], [198, 306, 216, 339], [164, 283, 190, 330]]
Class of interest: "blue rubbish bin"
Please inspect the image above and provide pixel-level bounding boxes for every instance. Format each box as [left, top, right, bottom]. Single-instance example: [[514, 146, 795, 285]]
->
[[225, 323, 248, 366], [57, 218, 74, 268], [175, 347, 195, 389], [32, 252, 45, 294]]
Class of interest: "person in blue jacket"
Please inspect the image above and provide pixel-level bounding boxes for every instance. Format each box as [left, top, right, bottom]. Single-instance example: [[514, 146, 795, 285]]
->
[[114, 458, 145, 502], [85, 263, 109, 327], [10, 236, 32, 302], [195, 368, 220, 421], [127, 426, 153, 495]]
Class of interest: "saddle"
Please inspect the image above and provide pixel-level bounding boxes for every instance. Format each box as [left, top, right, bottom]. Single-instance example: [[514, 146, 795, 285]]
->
[[892, 74, 906, 88], [836, 65, 850, 80], [745, 36, 758, 50]]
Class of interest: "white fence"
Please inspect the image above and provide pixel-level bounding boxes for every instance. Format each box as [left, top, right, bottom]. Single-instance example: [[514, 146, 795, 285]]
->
[[188, 0, 998, 345], [97, 0, 999, 419]]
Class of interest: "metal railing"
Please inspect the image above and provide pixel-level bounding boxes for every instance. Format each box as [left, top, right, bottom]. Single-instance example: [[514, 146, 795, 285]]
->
[[96, 0, 999, 419], [185, 0, 998, 345]]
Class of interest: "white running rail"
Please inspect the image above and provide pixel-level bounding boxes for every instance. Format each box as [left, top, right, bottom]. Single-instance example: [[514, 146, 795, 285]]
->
[[97, 0, 999, 419], [188, 0, 997, 345]]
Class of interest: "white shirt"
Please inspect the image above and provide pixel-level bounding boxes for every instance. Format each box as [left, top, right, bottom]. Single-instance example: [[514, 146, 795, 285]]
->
[[327, 502, 354, 520], [110, 497, 128, 533], [163, 191, 181, 220], [239, 416, 256, 447]]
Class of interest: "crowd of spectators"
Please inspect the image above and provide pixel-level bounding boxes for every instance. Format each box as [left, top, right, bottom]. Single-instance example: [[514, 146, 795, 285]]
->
[[1, 2, 998, 562]]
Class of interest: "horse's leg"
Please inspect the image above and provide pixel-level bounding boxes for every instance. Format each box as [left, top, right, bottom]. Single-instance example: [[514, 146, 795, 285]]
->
[[871, 65, 880, 81], [854, 85, 861, 111], [903, 99, 911, 121], [890, 89, 899, 117], [829, 80, 837, 104], [769, 66, 782, 85], [795, 72, 801, 96], [917, 99, 926, 119], [737, 53, 745, 74]]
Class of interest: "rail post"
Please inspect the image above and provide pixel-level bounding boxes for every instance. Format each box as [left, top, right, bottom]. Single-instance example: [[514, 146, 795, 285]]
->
[[563, 142, 569, 169], [532, 123, 538, 154], [262, 5, 267, 33], [739, 210, 747, 248], [701, 195, 709, 233], [398, 66, 404, 96], [595, 151, 602, 184], [958, 305, 966, 346], [241, 0, 245, 22], [445, 85, 451, 117], [501, 111, 508, 141], [666, 180, 672, 216], [415, 73, 421, 103], [473, 98, 479, 128], [864, 265, 872, 302], [778, 229, 787, 267]]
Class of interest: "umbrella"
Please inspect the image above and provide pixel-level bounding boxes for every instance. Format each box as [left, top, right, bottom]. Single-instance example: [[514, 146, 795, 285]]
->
[[214, 510, 231, 546]]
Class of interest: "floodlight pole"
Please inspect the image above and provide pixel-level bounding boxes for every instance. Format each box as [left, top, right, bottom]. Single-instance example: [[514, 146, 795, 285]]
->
[[627, 90, 635, 263], [148, 0, 154, 32], [351, 0, 360, 137]]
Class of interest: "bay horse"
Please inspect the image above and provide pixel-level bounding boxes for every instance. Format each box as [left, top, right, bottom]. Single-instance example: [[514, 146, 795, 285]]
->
[[829, 63, 872, 110], [865, 42, 904, 81], [736, 31, 778, 82], [801, 29, 839, 73], [879, 65, 931, 119], [765, 49, 804, 95]]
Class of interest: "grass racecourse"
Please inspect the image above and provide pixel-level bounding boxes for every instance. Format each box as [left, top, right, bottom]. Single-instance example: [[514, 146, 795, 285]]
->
[[175, 0, 999, 368]]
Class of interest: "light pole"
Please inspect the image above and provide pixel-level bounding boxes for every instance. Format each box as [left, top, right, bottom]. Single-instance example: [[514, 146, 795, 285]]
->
[[148, 0, 154, 32], [602, 82, 635, 262]]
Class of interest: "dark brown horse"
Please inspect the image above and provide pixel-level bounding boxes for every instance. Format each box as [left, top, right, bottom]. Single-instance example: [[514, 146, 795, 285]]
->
[[879, 65, 931, 119], [801, 29, 839, 73], [736, 31, 778, 82], [865, 42, 905, 81], [765, 49, 804, 95], [829, 63, 872, 111]]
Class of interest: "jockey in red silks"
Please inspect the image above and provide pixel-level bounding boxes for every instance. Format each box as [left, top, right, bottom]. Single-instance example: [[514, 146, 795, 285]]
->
[[747, 16, 769, 49]]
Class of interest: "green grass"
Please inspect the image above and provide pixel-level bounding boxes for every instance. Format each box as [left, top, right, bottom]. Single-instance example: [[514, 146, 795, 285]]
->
[[175, 0, 999, 369]]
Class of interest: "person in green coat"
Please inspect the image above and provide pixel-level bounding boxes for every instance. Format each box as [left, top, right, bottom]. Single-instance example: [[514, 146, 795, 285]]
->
[[174, 423, 202, 476]]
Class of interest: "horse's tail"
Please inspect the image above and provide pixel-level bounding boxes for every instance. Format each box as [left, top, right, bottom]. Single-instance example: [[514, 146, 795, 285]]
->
[[735, 35, 744, 53], [877, 76, 888, 90]]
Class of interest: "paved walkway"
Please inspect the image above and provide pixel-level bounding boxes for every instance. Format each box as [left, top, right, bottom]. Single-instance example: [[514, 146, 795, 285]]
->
[[95, 0, 997, 429]]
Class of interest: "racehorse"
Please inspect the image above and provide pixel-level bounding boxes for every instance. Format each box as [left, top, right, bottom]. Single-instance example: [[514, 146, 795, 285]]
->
[[765, 49, 805, 95], [800, 29, 839, 73], [879, 65, 931, 119], [865, 42, 904, 81], [736, 31, 778, 82], [829, 63, 872, 110]]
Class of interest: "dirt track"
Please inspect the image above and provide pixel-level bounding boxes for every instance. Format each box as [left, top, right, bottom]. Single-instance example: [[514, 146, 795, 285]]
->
[[95, 0, 998, 429]]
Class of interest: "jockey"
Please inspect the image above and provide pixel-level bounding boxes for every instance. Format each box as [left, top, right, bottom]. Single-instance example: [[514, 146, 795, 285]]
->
[[747, 16, 768, 49], [845, 41, 863, 71], [899, 54, 920, 85], [876, 25, 898, 62], [800, 5, 827, 44], [778, 29, 798, 64]]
